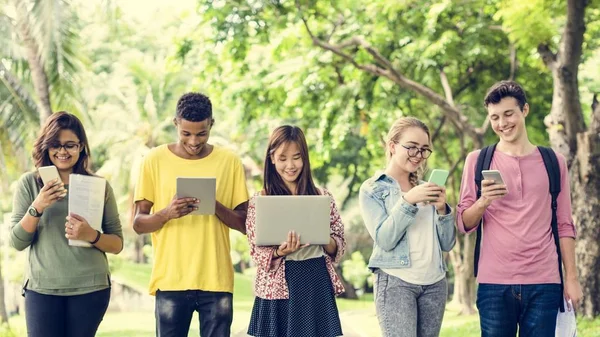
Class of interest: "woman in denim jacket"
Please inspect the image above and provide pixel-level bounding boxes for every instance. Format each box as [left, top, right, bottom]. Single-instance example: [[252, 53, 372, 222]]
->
[[359, 117, 456, 337]]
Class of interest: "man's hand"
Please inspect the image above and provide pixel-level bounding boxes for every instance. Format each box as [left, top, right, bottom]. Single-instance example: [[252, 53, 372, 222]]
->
[[564, 277, 583, 311], [161, 195, 198, 221], [479, 179, 508, 207]]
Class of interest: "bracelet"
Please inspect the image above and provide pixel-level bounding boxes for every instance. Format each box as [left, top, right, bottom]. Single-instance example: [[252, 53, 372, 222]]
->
[[274, 249, 281, 258], [90, 230, 101, 245]]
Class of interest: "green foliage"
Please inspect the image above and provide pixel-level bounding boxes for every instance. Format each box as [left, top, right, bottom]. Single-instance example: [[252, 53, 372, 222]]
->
[[0, 323, 17, 337], [342, 251, 371, 290], [197, 0, 559, 205]]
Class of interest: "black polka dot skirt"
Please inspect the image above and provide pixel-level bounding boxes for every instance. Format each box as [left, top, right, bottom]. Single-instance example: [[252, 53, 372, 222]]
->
[[247, 256, 343, 337]]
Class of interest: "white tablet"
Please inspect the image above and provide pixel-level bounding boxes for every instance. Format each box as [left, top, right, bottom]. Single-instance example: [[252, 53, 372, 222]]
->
[[176, 177, 217, 215], [254, 195, 330, 246]]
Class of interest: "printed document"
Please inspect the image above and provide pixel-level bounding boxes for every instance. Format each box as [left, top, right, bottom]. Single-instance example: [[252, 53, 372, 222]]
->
[[68, 174, 105, 247]]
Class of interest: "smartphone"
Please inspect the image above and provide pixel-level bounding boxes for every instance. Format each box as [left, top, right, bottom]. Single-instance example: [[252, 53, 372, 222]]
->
[[428, 169, 449, 186], [481, 170, 505, 185], [38, 165, 60, 186]]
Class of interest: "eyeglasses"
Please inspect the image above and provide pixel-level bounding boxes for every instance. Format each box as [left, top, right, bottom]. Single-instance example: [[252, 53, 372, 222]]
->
[[49, 142, 81, 153], [400, 144, 432, 159]]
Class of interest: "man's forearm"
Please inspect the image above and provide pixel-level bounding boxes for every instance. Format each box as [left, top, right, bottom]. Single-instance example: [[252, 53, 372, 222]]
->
[[133, 210, 169, 234], [461, 198, 487, 230], [215, 202, 247, 234], [559, 237, 578, 280]]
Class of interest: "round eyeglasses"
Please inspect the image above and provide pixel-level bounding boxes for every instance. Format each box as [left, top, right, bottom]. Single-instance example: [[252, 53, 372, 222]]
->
[[400, 144, 432, 159]]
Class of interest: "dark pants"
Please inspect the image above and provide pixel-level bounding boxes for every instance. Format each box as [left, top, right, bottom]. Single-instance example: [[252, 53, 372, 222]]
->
[[155, 290, 233, 337], [477, 283, 561, 337], [24, 288, 111, 337]]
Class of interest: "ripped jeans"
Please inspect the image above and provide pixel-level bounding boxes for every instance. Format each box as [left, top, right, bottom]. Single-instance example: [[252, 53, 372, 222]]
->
[[155, 290, 233, 337]]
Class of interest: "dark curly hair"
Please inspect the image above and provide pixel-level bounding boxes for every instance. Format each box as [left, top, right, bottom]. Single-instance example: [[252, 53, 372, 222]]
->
[[484, 81, 528, 111], [175, 92, 213, 122]]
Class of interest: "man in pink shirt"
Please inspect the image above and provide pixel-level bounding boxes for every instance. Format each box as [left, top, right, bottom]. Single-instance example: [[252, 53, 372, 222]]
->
[[457, 81, 583, 337]]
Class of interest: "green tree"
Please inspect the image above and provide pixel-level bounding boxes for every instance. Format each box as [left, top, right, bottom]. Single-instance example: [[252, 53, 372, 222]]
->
[[198, 0, 599, 315]]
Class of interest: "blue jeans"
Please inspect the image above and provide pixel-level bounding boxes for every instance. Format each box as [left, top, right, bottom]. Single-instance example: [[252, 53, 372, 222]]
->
[[24, 288, 110, 337], [477, 284, 561, 337], [155, 290, 233, 337]]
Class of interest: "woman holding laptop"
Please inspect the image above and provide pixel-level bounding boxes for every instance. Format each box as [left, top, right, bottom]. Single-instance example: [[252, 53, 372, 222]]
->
[[359, 117, 456, 337], [245, 125, 346, 337], [9, 112, 123, 337]]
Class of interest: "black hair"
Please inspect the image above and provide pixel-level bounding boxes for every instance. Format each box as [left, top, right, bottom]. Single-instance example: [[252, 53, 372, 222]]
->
[[175, 92, 213, 122]]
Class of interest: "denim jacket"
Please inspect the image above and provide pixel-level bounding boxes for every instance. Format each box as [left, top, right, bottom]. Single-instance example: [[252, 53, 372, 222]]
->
[[359, 172, 456, 270]]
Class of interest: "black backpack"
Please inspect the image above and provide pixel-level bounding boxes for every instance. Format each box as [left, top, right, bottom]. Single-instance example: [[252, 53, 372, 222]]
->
[[473, 144, 565, 312]]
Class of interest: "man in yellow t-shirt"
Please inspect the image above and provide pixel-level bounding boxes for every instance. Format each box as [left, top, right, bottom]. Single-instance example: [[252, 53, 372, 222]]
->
[[133, 92, 249, 337]]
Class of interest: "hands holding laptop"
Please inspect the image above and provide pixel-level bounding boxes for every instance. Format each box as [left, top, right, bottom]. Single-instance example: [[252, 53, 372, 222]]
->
[[274, 230, 309, 257]]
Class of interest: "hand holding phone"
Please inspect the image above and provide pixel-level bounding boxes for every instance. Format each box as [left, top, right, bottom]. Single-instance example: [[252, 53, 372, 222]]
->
[[38, 165, 61, 186], [480, 170, 508, 207], [34, 166, 67, 211], [403, 183, 444, 205]]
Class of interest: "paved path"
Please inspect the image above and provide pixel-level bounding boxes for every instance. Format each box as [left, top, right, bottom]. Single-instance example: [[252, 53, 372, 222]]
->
[[232, 310, 375, 337]]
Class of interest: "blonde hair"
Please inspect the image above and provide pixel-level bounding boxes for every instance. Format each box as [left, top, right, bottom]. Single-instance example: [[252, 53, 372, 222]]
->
[[385, 117, 431, 187]]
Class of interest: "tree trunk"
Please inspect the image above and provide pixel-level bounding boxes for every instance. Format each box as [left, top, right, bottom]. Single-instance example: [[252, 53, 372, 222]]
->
[[0, 259, 9, 325], [538, 0, 598, 318], [449, 234, 477, 315], [134, 235, 146, 264], [569, 103, 600, 317], [335, 265, 358, 299], [14, 0, 52, 123]]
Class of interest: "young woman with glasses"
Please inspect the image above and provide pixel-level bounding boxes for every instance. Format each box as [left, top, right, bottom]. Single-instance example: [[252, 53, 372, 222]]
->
[[358, 117, 456, 337], [9, 111, 123, 337]]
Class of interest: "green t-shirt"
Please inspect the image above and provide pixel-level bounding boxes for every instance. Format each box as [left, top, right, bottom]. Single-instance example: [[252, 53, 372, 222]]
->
[[9, 172, 123, 296]]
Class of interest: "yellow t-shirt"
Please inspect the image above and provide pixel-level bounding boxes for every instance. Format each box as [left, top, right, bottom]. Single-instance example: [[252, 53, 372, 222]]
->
[[134, 144, 249, 295]]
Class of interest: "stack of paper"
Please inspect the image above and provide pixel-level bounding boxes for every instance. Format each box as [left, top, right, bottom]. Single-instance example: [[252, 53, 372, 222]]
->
[[556, 299, 577, 337], [68, 174, 105, 247]]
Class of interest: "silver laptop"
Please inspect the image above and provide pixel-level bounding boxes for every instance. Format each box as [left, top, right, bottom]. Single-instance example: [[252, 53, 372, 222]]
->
[[254, 195, 331, 246]]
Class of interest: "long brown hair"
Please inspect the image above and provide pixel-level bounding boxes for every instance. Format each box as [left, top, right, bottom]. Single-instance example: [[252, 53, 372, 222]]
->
[[263, 125, 319, 196], [32, 111, 92, 186], [385, 117, 431, 187]]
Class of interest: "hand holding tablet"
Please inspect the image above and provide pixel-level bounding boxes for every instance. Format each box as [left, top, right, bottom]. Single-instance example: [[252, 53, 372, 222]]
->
[[176, 177, 217, 215]]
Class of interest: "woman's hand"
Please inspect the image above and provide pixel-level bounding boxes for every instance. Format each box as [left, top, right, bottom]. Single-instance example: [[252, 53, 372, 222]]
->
[[432, 187, 448, 215], [32, 178, 67, 212], [65, 213, 97, 242], [275, 230, 308, 257], [403, 183, 443, 205]]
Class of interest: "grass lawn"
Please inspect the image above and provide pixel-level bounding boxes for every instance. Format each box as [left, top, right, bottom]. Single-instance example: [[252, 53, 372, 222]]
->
[[3, 262, 598, 337]]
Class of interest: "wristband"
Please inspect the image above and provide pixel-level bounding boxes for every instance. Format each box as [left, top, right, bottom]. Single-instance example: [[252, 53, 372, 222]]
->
[[274, 249, 281, 258], [90, 230, 101, 245]]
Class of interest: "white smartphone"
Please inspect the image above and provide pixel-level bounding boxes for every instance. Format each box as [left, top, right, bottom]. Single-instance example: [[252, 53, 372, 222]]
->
[[428, 169, 449, 186], [481, 170, 505, 185], [38, 165, 60, 185]]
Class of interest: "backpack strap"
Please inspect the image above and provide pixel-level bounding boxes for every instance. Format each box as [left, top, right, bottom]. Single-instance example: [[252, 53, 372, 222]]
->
[[473, 144, 496, 277], [538, 146, 565, 312]]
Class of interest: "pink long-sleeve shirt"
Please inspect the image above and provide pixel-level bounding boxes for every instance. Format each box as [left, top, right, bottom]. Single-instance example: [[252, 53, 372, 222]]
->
[[457, 148, 576, 284]]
